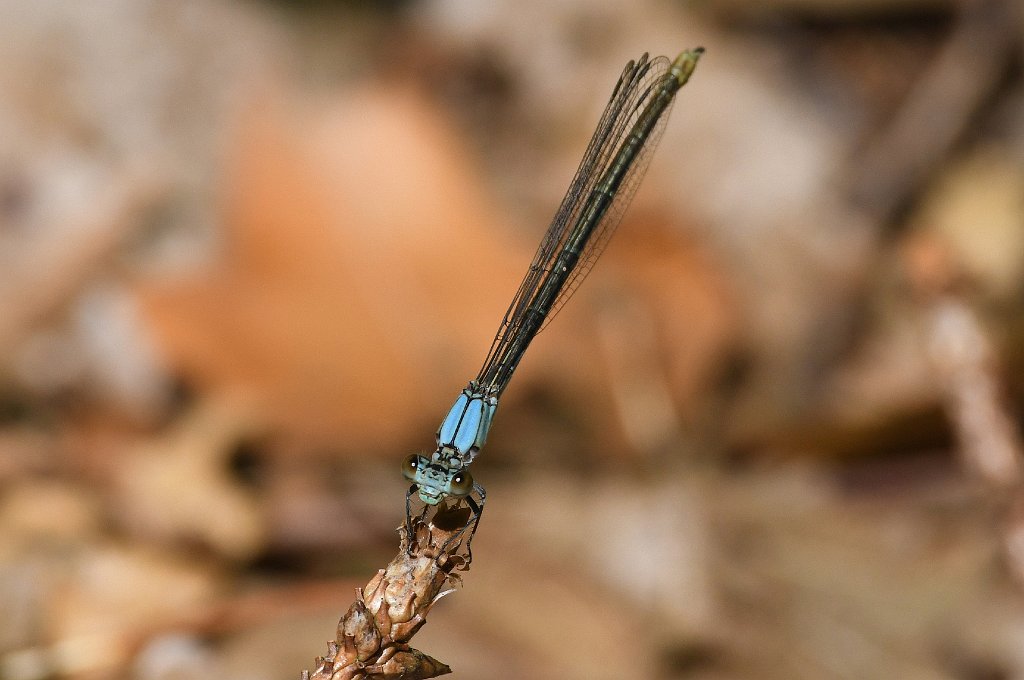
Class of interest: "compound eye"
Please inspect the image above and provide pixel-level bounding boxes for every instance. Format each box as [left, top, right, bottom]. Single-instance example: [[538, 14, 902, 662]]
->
[[402, 454, 424, 481], [447, 469, 474, 497]]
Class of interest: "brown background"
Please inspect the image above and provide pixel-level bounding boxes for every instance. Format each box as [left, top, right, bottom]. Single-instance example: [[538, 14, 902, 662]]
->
[[1, 1, 1023, 678]]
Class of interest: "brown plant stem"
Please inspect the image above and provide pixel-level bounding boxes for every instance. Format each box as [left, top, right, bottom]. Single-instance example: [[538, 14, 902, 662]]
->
[[302, 502, 476, 680]]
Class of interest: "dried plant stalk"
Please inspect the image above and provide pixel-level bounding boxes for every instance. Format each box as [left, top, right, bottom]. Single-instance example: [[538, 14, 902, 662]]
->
[[302, 503, 476, 680], [927, 296, 1023, 487], [907, 234, 1024, 584]]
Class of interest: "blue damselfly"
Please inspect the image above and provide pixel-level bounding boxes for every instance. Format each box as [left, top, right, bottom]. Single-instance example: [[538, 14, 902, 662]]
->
[[403, 47, 703, 539]]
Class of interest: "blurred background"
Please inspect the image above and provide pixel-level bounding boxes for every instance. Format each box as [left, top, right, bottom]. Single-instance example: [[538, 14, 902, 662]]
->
[[1, 0, 1023, 678]]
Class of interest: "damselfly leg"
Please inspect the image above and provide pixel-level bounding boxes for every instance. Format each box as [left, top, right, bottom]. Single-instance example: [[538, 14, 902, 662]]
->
[[404, 482, 486, 567]]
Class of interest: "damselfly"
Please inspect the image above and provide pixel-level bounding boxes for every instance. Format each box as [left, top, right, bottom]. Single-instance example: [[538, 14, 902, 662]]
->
[[403, 48, 703, 535]]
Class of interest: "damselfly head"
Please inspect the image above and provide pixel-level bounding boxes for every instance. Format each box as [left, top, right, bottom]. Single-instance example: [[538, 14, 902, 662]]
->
[[403, 453, 474, 504]]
